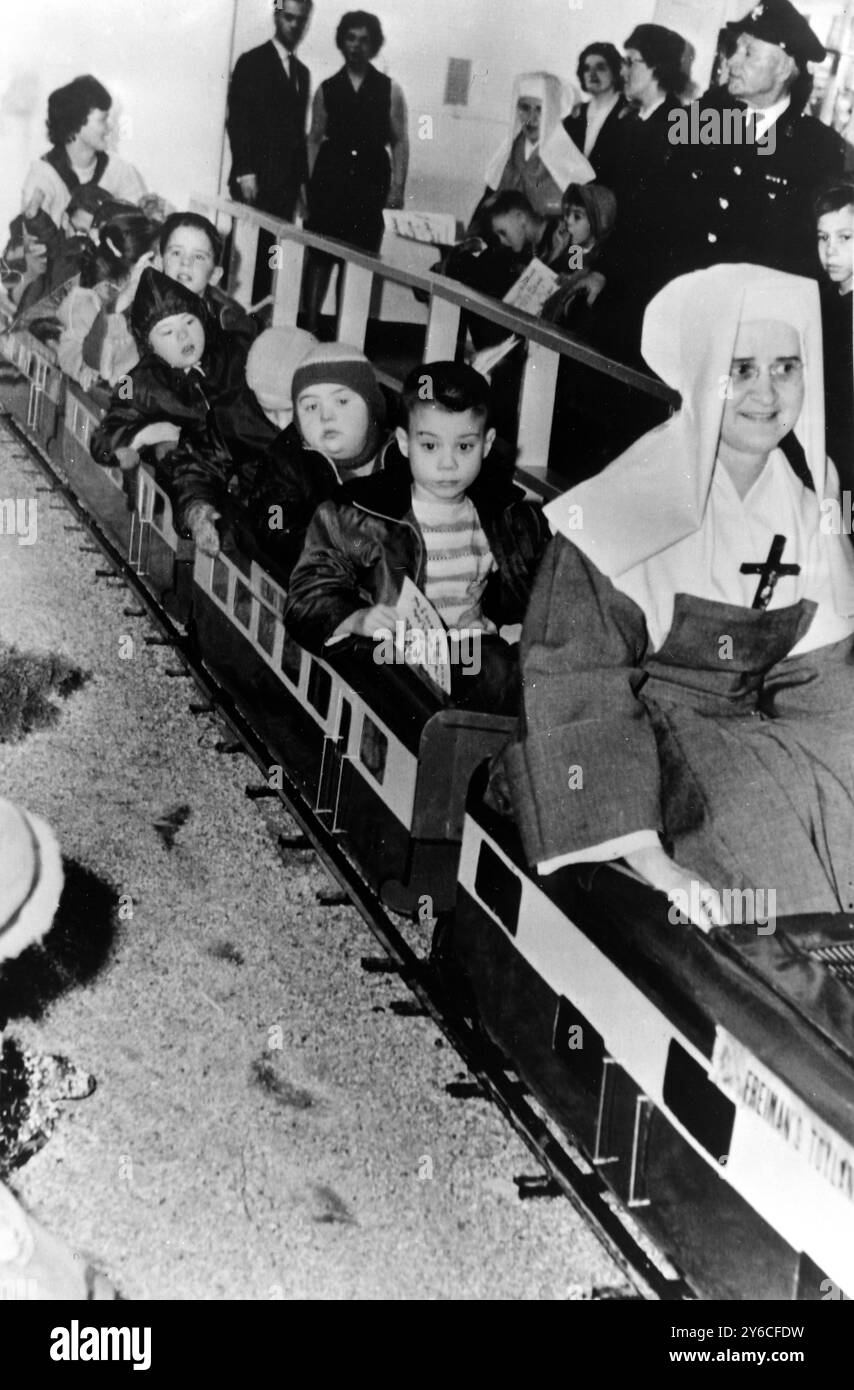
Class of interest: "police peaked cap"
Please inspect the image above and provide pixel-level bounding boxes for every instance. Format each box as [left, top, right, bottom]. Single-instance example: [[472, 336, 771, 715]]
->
[[131, 266, 208, 346], [733, 0, 826, 68]]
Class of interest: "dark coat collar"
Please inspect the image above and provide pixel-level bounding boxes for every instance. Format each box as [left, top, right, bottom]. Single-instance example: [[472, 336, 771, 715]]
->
[[341, 440, 524, 522]]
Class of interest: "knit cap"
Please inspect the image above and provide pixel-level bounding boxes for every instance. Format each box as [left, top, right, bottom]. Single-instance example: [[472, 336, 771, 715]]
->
[[130, 266, 207, 348], [246, 327, 318, 412], [291, 342, 386, 426]]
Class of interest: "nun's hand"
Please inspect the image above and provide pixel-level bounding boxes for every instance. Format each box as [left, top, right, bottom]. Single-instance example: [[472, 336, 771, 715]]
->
[[623, 844, 729, 933]]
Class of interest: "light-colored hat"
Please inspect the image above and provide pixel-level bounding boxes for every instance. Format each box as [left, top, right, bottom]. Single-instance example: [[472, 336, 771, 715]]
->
[[0, 799, 63, 962], [245, 327, 318, 411]]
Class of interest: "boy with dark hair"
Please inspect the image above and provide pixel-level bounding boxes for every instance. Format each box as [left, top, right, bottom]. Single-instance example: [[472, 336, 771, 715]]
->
[[21, 75, 146, 229], [485, 189, 568, 270], [157, 211, 256, 352], [285, 361, 549, 712], [816, 182, 854, 490]]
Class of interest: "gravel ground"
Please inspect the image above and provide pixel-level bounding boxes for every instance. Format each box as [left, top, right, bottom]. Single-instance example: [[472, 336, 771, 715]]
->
[[0, 433, 623, 1300]]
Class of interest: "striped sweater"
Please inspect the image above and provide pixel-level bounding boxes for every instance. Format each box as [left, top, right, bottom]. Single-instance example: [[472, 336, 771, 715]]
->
[[411, 493, 495, 628]]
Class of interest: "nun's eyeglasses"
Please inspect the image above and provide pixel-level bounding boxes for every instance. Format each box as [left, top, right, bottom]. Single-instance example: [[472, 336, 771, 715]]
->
[[730, 359, 804, 383]]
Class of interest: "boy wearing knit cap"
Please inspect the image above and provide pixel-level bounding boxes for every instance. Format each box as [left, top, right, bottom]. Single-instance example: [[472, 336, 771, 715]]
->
[[248, 340, 395, 582], [285, 361, 549, 713], [90, 268, 240, 548]]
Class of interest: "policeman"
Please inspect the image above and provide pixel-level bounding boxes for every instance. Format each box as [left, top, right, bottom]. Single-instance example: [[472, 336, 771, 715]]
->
[[669, 0, 845, 278]]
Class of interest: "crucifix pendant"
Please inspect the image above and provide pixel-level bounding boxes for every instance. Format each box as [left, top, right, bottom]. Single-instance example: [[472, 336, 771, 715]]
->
[[740, 534, 800, 610]]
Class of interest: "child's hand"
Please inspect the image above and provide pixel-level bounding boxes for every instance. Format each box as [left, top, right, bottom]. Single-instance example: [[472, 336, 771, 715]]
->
[[130, 422, 182, 449], [333, 605, 399, 641], [576, 270, 606, 305], [114, 447, 140, 471], [23, 240, 47, 277], [186, 503, 221, 557]]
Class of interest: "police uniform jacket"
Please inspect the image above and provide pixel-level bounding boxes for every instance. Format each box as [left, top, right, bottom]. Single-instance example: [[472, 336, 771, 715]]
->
[[669, 95, 845, 278]]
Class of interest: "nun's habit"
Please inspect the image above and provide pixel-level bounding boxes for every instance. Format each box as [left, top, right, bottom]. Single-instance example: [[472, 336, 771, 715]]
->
[[484, 73, 594, 217], [504, 264, 854, 917]]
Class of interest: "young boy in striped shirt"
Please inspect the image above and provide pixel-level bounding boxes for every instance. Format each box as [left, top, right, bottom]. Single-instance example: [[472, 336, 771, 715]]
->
[[285, 361, 549, 711]]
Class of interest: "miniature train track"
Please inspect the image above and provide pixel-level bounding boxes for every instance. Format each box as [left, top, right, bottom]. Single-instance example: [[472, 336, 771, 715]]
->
[[1, 406, 694, 1302]]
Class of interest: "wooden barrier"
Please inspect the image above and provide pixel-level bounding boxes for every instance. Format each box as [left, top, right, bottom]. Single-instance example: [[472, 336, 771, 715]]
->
[[193, 194, 680, 498]]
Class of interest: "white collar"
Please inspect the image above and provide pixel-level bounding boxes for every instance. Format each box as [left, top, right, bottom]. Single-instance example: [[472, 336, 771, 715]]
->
[[638, 95, 666, 122], [744, 93, 790, 132], [271, 37, 293, 69]]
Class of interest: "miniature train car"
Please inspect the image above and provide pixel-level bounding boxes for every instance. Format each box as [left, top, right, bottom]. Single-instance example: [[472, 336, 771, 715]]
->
[[449, 783, 854, 1301]]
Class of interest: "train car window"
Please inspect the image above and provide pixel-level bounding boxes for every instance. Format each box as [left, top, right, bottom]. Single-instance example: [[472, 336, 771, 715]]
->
[[152, 490, 166, 532], [231, 547, 252, 579], [307, 660, 332, 719], [257, 604, 277, 657], [260, 576, 285, 617], [338, 698, 352, 748], [474, 841, 521, 936], [233, 579, 252, 630], [211, 556, 229, 603], [662, 1039, 735, 1161], [359, 714, 387, 785], [280, 634, 301, 686]]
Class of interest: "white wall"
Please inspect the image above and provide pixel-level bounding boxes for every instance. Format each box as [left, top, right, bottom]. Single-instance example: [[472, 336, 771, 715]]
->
[[0, 0, 234, 238], [231, 0, 664, 224]]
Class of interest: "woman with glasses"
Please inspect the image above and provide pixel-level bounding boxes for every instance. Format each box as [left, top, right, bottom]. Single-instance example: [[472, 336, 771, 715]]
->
[[580, 24, 690, 355], [563, 43, 628, 192], [504, 263, 854, 930]]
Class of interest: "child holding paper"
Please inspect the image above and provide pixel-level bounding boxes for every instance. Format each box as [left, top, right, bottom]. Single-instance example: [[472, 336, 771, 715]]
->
[[284, 361, 549, 712]]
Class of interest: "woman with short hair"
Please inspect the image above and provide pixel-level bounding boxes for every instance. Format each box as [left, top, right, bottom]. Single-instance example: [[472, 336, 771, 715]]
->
[[303, 11, 408, 332], [563, 43, 628, 191], [21, 75, 146, 229]]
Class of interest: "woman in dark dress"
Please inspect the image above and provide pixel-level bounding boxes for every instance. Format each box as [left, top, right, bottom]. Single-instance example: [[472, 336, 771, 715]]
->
[[303, 10, 409, 333], [562, 42, 628, 192]]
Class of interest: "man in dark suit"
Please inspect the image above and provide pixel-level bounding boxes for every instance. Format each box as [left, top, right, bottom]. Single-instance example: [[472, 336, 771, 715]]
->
[[668, 0, 845, 279], [227, 0, 313, 222]]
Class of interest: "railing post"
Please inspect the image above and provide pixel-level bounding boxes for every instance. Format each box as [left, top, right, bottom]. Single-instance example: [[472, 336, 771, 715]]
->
[[424, 295, 462, 361], [516, 340, 559, 473], [229, 217, 260, 307], [337, 263, 374, 349], [271, 239, 306, 328]]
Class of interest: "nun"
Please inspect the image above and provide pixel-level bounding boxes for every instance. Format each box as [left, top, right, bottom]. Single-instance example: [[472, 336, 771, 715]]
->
[[503, 263, 854, 930], [482, 71, 593, 219]]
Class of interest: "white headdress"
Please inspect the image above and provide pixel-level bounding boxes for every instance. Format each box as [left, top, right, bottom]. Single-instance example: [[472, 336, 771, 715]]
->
[[545, 263, 837, 580], [485, 71, 594, 194]]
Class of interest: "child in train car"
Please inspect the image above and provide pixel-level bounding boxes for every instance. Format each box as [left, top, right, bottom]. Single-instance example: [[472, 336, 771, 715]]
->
[[158, 212, 257, 363], [244, 340, 396, 581], [3, 190, 138, 336], [540, 181, 619, 336], [55, 211, 158, 392], [89, 269, 237, 541], [167, 326, 314, 560], [284, 361, 550, 713], [815, 183, 854, 493]]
